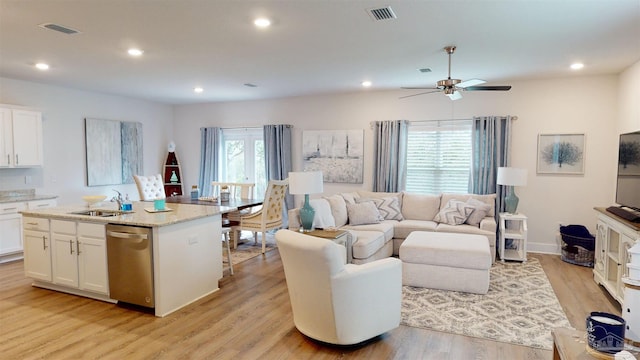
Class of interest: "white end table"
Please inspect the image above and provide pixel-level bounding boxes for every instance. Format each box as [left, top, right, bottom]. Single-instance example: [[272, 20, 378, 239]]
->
[[499, 212, 528, 262]]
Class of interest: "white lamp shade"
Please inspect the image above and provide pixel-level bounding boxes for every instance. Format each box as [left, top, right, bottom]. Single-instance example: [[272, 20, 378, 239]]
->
[[288, 171, 324, 195], [497, 167, 527, 187]]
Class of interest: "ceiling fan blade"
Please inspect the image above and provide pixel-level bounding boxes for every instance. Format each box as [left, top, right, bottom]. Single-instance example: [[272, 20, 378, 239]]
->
[[399, 90, 441, 99], [446, 91, 463, 100], [401, 86, 440, 90], [464, 85, 512, 91], [458, 79, 486, 88]]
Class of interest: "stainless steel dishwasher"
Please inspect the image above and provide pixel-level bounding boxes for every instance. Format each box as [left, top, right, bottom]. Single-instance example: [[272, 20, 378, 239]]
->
[[106, 224, 154, 308]]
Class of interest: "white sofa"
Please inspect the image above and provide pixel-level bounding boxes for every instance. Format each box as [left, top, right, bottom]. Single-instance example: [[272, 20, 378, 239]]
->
[[275, 229, 402, 345], [288, 191, 497, 264]]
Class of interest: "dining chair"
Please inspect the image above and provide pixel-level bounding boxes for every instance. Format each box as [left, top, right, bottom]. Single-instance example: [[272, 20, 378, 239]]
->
[[133, 174, 166, 201], [222, 227, 234, 275], [211, 182, 255, 199], [234, 179, 289, 254]]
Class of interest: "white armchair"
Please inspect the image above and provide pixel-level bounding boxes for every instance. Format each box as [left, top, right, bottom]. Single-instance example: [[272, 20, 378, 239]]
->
[[275, 229, 402, 345]]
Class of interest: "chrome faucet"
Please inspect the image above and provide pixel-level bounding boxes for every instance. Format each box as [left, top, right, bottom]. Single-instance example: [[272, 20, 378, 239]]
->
[[111, 189, 123, 210]]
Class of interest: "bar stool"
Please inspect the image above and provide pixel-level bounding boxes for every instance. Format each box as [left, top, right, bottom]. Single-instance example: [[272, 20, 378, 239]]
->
[[222, 227, 234, 275]]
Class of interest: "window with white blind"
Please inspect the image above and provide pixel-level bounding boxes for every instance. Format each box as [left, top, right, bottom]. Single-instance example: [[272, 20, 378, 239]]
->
[[405, 120, 472, 194]]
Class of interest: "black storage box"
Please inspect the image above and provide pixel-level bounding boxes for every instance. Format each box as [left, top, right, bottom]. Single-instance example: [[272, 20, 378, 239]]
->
[[560, 224, 595, 267]]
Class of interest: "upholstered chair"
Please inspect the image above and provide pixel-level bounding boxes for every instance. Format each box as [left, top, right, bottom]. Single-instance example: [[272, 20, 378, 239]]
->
[[133, 174, 166, 201], [275, 229, 402, 345], [235, 179, 288, 253]]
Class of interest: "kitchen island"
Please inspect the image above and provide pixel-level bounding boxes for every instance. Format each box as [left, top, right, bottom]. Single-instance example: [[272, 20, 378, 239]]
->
[[20, 201, 234, 317]]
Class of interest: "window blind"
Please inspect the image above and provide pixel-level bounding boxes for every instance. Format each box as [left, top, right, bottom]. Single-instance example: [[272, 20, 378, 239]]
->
[[405, 120, 472, 194]]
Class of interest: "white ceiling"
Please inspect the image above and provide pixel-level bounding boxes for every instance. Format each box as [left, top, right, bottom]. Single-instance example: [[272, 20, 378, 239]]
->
[[1, 0, 639, 105]]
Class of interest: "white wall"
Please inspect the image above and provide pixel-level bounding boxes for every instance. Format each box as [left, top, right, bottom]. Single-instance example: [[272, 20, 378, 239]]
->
[[174, 74, 622, 254], [0, 77, 174, 204], [618, 60, 640, 134]]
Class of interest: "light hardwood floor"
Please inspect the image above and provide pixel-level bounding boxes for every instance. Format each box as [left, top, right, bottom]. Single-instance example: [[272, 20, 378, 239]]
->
[[0, 250, 619, 359]]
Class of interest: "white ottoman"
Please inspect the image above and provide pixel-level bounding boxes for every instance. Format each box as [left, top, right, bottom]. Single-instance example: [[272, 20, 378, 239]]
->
[[400, 231, 491, 294]]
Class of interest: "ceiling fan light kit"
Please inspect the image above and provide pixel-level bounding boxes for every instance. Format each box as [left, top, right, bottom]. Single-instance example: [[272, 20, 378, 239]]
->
[[401, 45, 512, 100]]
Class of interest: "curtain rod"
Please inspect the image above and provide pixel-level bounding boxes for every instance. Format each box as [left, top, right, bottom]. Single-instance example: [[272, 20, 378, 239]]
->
[[409, 116, 518, 124]]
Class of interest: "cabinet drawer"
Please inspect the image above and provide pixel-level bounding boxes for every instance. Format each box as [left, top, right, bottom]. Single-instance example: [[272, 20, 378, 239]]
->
[[28, 199, 57, 209], [0, 202, 26, 214], [23, 216, 50, 231], [78, 222, 105, 239], [51, 220, 76, 235]]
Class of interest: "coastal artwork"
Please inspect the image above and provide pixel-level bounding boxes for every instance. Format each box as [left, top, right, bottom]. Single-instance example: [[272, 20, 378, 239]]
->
[[302, 130, 364, 183], [85, 118, 143, 186]]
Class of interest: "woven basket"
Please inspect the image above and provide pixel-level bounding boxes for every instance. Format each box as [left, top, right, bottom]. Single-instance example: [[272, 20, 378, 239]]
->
[[560, 225, 595, 268]]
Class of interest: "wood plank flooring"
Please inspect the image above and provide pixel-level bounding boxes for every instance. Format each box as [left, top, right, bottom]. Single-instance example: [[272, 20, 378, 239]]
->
[[0, 251, 620, 359]]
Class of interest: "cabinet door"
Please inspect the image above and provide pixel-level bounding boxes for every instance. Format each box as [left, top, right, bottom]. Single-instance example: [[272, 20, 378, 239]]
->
[[23, 230, 52, 281], [78, 236, 109, 294], [594, 221, 607, 274], [11, 110, 43, 167], [0, 108, 12, 167], [0, 214, 22, 255], [52, 233, 79, 287], [617, 236, 636, 299]]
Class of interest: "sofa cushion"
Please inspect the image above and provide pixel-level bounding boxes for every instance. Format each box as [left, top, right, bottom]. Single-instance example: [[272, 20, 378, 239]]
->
[[440, 193, 496, 217], [324, 194, 348, 227], [465, 198, 492, 226], [309, 198, 336, 229], [433, 199, 474, 225], [401, 193, 441, 221], [346, 202, 382, 225], [350, 230, 388, 260], [357, 197, 404, 221], [342, 220, 395, 242], [341, 192, 360, 205], [393, 219, 438, 239]]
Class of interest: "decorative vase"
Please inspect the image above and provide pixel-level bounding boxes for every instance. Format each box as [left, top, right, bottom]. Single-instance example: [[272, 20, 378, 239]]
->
[[170, 171, 178, 183]]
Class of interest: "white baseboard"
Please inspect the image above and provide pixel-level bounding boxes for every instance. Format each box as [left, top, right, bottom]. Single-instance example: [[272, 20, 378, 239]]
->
[[528, 241, 561, 255]]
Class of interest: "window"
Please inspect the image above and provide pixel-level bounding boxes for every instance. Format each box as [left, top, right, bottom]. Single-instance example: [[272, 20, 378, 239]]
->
[[220, 128, 266, 197], [405, 120, 472, 194]]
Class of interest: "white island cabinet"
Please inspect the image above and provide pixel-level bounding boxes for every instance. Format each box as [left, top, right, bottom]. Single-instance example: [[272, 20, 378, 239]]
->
[[21, 202, 225, 317], [0, 198, 57, 264], [51, 220, 109, 298]]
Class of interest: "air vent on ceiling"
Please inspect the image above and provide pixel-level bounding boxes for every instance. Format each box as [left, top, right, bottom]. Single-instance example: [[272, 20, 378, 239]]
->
[[39, 23, 81, 35], [419, 68, 432, 73], [244, 83, 258, 88], [367, 6, 397, 21]]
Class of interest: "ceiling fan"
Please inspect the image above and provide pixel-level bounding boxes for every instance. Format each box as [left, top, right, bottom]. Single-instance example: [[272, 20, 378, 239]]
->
[[401, 46, 511, 100]]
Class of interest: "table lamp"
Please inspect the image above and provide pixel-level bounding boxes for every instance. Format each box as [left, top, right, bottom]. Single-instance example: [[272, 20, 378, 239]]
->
[[497, 167, 528, 214], [288, 171, 324, 232]]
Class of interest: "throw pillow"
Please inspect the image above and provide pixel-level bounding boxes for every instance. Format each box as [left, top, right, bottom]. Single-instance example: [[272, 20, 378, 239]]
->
[[309, 198, 336, 229], [433, 199, 474, 225], [341, 192, 360, 205], [323, 194, 348, 227], [465, 198, 492, 226], [346, 202, 382, 225], [357, 197, 404, 221]]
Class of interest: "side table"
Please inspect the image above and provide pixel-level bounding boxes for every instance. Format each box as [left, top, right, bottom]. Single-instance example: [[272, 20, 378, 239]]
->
[[305, 229, 353, 263], [499, 212, 528, 262]]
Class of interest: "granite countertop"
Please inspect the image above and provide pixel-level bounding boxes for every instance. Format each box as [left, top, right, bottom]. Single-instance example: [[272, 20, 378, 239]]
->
[[0, 189, 58, 203], [20, 202, 235, 227]]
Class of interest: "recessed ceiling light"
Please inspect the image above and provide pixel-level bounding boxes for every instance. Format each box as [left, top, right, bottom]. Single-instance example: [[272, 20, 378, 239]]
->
[[361, 81, 372, 87], [35, 63, 49, 71], [570, 63, 584, 70], [254, 18, 271, 28], [128, 48, 143, 57], [194, 87, 204, 93]]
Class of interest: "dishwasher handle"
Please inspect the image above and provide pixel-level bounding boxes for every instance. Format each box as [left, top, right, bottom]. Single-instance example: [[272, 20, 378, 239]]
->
[[107, 231, 149, 240]]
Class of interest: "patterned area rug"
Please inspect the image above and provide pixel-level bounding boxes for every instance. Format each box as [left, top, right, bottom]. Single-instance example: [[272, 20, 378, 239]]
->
[[223, 232, 277, 266], [401, 258, 572, 350]]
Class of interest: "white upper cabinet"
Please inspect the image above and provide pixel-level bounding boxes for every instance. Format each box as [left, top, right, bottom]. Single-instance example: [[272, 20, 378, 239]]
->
[[0, 107, 43, 167]]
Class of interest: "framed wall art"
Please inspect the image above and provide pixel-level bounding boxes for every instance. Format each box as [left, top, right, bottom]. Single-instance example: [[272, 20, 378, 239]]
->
[[537, 133, 585, 175], [302, 129, 364, 183], [85, 118, 143, 186]]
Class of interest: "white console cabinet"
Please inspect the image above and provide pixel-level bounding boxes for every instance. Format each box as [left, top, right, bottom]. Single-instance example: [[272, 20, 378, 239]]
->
[[0, 107, 43, 167], [593, 207, 640, 304]]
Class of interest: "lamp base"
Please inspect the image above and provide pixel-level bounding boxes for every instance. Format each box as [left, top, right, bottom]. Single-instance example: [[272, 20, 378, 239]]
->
[[505, 187, 519, 214], [299, 194, 315, 232]]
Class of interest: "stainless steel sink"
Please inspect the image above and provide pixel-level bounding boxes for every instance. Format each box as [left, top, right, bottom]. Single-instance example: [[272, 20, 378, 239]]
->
[[69, 209, 128, 217]]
